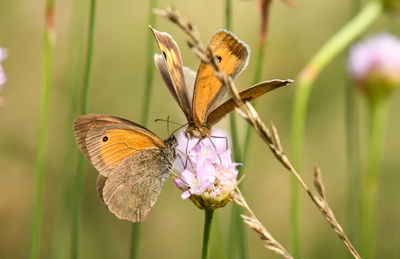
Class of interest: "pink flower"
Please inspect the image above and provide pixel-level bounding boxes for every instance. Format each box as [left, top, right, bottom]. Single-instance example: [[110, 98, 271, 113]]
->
[[174, 129, 238, 209], [348, 34, 400, 102], [0, 47, 8, 106]]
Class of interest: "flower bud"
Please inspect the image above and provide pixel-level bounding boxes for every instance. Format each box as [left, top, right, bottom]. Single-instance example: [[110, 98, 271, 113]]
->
[[348, 33, 400, 104]]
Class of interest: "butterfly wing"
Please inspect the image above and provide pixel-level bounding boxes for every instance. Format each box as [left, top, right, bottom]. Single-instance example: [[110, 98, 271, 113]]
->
[[74, 114, 172, 222], [100, 149, 170, 222], [192, 30, 249, 127], [151, 27, 193, 121], [206, 79, 293, 126], [74, 114, 152, 161]]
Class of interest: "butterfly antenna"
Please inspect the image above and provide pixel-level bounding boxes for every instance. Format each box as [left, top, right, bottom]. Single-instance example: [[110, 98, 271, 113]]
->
[[154, 118, 182, 126], [170, 122, 189, 137], [167, 116, 170, 136]]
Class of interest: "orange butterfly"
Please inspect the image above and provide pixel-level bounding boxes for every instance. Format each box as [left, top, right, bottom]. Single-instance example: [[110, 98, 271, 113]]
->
[[152, 27, 292, 139], [74, 114, 177, 222]]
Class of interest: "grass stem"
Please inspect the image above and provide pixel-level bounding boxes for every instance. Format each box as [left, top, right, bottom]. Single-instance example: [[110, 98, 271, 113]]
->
[[345, 0, 361, 253], [130, 0, 158, 258], [71, 0, 97, 258], [224, 1, 249, 258], [29, 1, 56, 258]]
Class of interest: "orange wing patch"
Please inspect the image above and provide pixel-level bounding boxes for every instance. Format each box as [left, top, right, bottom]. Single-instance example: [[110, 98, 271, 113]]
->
[[192, 30, 249, 126], [99, 128, 162, 166]]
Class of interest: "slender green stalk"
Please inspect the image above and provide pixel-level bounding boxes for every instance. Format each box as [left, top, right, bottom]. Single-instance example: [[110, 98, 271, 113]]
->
[[81, 0, 97, 115], [229, 2, 272, 258], [212, 213, 226, 259], [241, 0, 270, 162], [360, 99, 388, 259], [130, 1, 158, 258], [140, 0, 158, 125], [224, 1, 248, 258], [345, 0, 361, 254], [225, 0, 232, 32], [242, 38, 266, 164], [71, 1, 97, 258], [29, 2, 56, 259], [51, 1, 86, 258], [290, 1, 383, 256], [202, 210, 215, 259]]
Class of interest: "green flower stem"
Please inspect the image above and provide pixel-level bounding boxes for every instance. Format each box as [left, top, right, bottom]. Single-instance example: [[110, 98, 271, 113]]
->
[[29, 1, 56, 259], [130, 1, 158, 258], [202, 210, 215, 259], [345, 0, 362, 253], [361, 98, 388, 259], [71, 0, 97, 258], [290, 1, 383, 256], [345, 80, 361, 250]]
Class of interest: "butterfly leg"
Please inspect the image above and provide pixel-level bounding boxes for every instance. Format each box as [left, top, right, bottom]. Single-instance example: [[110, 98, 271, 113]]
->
[[175, 147, 198, 174], [210, 135, 229, 150], [205, 135, 223, 165], [167, 167, 190, 186]]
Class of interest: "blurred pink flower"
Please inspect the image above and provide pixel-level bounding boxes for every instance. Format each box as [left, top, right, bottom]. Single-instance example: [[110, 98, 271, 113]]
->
[[0, 47, 8, 106], [0, 47, 7, 88], [174, 129, 238, 209], [348, 33, 400, 102]]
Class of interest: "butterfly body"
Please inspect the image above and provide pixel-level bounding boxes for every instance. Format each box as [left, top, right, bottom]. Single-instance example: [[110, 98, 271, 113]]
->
[[74, 114, 177, 222], [185, 122, 210, 139], [152, 27, 292, 139]]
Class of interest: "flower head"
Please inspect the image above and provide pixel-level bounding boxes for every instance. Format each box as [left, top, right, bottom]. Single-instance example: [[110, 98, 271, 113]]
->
[[348, 33, 400, 103], [174, 129, 238, 209]]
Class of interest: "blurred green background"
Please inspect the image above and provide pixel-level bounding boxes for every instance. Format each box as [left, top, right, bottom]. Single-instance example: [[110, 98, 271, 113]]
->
[[0, 0, 399, 258]]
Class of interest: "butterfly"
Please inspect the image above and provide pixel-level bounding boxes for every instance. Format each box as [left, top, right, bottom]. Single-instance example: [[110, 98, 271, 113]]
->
[[74, 114, 177, 222], [151, 27, 292, 139]]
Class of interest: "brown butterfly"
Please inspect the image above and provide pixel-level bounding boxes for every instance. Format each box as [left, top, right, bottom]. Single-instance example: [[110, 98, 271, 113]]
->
[[151, 27, 292, 139], [74, 114, 177, 222]]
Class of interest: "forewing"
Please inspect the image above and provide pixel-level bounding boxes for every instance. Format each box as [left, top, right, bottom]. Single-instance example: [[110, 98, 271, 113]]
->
[[151, 27, 192, 120], [101, 149, 171, 222], [206, 79, 292, 126], [74, 114, 155, 160], [192, 30, 249, 126], [84, 124, 165, 178], [154, 54, 180, 106]]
